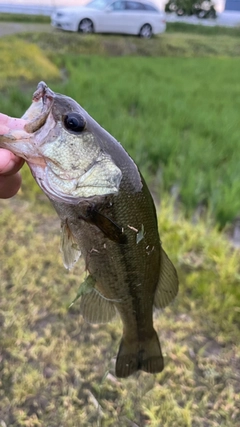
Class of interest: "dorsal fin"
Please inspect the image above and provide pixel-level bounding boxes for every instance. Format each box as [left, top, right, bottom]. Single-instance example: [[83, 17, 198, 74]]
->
[[154, 248, 179, 309]]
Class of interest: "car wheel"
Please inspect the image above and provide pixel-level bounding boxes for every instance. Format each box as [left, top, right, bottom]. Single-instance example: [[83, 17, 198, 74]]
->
[[139, 24, 152, 38], [78, 18, 94, 33], [208, 10, 216, 18], [176, 9, 185, 16], [197, 10, 206, 19]]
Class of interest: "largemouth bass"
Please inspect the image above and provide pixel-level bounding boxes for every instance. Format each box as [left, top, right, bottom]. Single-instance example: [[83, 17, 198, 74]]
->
[[0, 82, 178, 378]]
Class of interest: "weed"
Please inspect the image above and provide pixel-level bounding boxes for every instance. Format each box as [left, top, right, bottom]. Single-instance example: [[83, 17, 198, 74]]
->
[[0, 196, 239, 426]]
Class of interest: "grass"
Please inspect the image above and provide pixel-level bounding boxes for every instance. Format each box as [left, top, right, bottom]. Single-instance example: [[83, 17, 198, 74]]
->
[[166, 21, 240, 37], [0, 196, 239, 426], [0, 13, 50, 23], [1, 47, 240, 226], [15, 30, 240, 57], [0, 38, 60, 90], [46, 56, 240, 228]]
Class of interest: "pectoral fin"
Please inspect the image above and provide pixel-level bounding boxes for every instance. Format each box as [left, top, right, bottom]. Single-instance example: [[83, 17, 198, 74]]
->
[[154, 248, 179, 309], [88, 208, 127, 244], [60, 221, 81, 270]]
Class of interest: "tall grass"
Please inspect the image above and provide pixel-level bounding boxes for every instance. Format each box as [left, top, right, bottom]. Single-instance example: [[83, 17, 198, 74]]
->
[[1, 54, 239, 226], [48, 56, 240, 226]]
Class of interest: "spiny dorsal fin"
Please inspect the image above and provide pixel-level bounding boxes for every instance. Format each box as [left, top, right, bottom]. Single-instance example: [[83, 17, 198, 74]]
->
[[154, 248, 179, 309], [80, 287, 117, 324], [60, 221, 81, 270]]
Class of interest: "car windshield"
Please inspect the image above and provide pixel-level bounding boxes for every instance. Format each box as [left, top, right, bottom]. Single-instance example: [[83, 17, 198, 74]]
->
[[85, 0, 112, 9]]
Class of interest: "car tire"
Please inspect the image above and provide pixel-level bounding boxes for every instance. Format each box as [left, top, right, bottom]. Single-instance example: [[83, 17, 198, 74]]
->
[[176, 9, 184, 16], [208, 10, 216, 18], [139, 23, 152, 38], [78, 18, 94, 33], [197, 10, 206, 19]]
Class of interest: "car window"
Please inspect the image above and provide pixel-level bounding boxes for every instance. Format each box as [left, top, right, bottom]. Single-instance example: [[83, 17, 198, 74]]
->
[[125, 1, 145, 10], [86, 0, 111, 9], [110, 1, 126, 11], [144, 3, 158, 11]]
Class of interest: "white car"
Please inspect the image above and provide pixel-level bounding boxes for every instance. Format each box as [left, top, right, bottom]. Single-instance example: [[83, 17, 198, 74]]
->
[[51, 0, 166, 38]]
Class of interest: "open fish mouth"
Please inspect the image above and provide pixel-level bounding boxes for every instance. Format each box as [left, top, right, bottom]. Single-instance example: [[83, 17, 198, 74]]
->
[[0, 81, 57, 168], [23, 81, 55, 133], [0, 81, 54, 147]]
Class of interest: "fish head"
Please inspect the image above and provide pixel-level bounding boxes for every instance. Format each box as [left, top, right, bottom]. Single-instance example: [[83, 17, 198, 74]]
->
[[0, 81, 122, 203]]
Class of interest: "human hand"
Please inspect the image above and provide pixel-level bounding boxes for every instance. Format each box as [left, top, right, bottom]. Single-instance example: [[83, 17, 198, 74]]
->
[[0, 149, 24, 198]]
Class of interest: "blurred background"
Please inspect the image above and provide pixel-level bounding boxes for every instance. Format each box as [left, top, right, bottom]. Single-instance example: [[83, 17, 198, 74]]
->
[[0, 1, 240, 426]]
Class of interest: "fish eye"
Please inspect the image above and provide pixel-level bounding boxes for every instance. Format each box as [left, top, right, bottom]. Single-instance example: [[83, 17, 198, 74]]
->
[[63, 113, 86, 133]]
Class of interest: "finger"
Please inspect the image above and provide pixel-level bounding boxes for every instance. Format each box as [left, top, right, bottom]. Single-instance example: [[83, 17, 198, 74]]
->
[[0, 172, 22, 199], [0, 149, 25, 176]]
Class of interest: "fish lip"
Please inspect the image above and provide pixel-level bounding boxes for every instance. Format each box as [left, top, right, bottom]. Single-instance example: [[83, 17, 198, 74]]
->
[[33, 81, 55, 103], [24, 81, 55, 134]]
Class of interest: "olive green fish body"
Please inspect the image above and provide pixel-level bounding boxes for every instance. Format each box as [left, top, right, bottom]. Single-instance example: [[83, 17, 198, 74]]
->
[[0, 82, 178, 378], [53, 172, 162, 377]]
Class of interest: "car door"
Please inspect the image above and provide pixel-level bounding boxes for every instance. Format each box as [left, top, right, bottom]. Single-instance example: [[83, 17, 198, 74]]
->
[[124, 1, 147, 33], [97, 0, 127, 33]]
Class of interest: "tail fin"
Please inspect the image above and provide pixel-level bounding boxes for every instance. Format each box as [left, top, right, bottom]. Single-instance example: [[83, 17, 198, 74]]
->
[[115, 330, 164, 378]]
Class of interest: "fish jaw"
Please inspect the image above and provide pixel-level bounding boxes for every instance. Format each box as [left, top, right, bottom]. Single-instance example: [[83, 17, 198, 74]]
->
[[0, 114, 28, 135], [0, 114, 46, 168], [0, 82, 54, 166], [0, 113, 31, 156]]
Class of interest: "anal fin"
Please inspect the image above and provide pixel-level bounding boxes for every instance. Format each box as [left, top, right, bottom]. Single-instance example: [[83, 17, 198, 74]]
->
[[154, 247, 179, 309]]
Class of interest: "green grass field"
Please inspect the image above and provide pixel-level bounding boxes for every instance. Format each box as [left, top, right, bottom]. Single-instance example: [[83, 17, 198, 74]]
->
[[0, 25, 240, 426], [1, 36, 240, 225]]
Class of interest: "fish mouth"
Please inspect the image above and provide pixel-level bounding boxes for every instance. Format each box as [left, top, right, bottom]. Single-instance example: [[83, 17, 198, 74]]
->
[[0, 81, 54, 151], [23, 81, 54, 133]]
